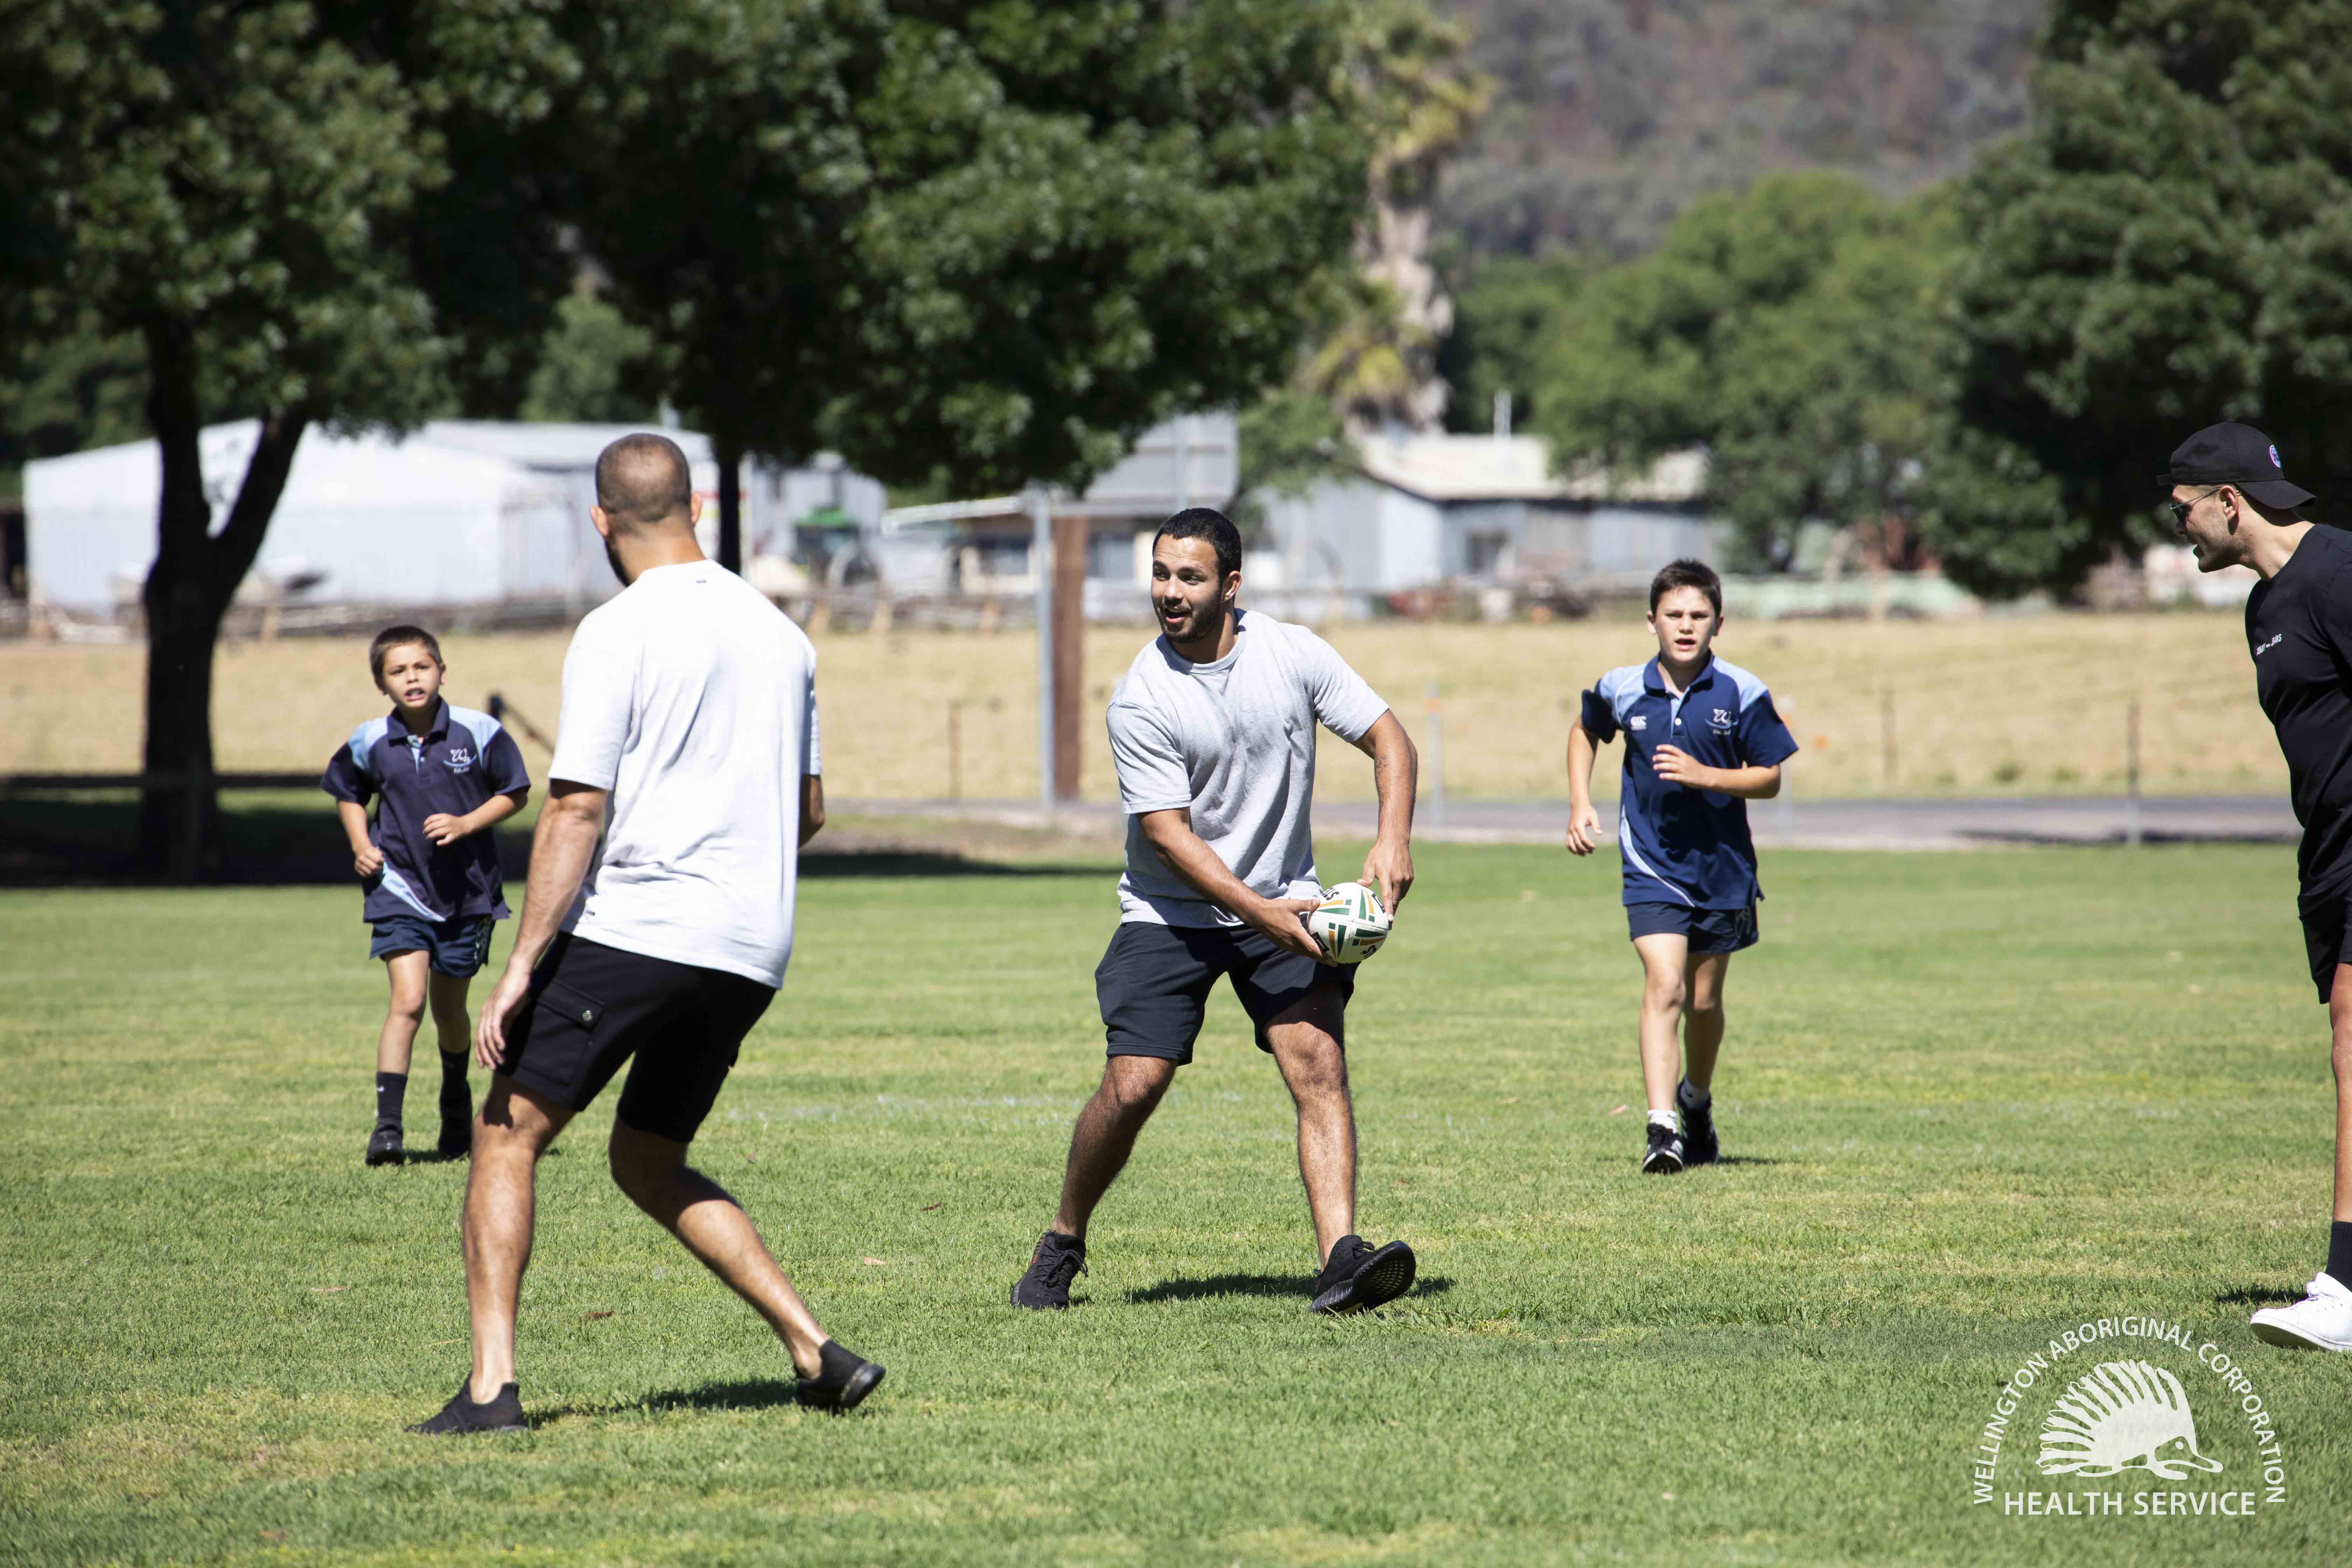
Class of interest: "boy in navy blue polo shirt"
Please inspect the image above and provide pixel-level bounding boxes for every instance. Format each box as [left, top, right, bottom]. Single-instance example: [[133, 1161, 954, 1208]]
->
[[1565, 560, 1797, 1173], [321, 626, 531, 1167]]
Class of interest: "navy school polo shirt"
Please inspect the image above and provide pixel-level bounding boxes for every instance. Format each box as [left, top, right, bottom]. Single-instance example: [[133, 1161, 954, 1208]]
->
[[320, 699, 532, 923], [1580, 656, 1798, 909]]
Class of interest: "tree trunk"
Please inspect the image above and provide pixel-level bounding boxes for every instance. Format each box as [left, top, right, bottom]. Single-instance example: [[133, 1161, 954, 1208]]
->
[[132, 319, 310, 881], [715, 433, 743, 572]]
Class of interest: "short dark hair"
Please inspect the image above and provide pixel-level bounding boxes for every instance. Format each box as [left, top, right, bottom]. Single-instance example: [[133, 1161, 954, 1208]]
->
[[1155, 506, 1242, 580], [1648, 558, 1722, 617], [369, 624, 443, 682], [594, 432, 693, 532]]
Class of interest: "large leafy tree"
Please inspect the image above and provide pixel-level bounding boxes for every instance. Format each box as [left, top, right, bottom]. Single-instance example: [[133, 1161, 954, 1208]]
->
[[579, 0, 1381, 567], [0, 0, 582, 878], [1526, 172, 1959, 568], [1930, 0, 2352, 597]]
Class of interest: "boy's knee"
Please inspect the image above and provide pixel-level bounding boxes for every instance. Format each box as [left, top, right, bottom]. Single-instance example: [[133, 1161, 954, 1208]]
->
[[1643, 978, 1685, 1013]]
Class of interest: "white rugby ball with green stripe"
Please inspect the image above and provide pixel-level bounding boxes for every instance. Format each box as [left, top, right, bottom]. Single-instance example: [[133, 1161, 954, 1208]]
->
[[1308, 882, 1392, 964]]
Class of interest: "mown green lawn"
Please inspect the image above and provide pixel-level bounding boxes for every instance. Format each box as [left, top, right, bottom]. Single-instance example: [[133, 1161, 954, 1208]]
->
[[1, 840, 2345, 1565]]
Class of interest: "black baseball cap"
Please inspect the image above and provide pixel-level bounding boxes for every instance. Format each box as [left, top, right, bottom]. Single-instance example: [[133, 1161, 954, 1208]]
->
[[2161, 422, 2315, 509]]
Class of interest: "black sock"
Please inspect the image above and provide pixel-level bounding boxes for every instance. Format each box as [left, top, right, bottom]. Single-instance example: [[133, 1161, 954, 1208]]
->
[[2328, 1220, 2352, 1290], [374, 1071, 407, 1130], [438, 1052, 469, 1101], [811, 1340, 866, 1386]]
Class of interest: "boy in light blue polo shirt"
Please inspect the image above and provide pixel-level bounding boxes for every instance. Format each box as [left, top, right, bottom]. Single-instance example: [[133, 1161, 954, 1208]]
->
[[321, 625, 530, 1167], [1564, 560, 1797, 1173]]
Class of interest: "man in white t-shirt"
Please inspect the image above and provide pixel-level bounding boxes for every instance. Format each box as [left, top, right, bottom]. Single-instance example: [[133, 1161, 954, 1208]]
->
[[1010, 507, 1424, 1316], [408, 434, 883, 1433]]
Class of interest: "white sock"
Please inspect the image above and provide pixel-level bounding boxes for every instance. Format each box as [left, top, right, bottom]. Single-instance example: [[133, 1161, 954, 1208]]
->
[[1647, 1108, 1679, 1133], [1678, 1080, 1711, 1111]]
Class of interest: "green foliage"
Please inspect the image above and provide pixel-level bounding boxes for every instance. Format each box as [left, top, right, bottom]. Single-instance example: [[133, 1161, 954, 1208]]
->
[[518, 285, 663, 426], [1236, 384, 1355, 510], [578, 1, 1376, 495], [0, 320, 147, 492], [1436, 252, 1589, 433], [1933, 0, 2352, 598], [1527, 173, 1960, 569]]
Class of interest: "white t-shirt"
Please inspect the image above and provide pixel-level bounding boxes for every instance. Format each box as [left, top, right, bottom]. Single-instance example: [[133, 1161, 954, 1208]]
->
[[549, 560, 820, 987], [1106, 610, 1389, 927]]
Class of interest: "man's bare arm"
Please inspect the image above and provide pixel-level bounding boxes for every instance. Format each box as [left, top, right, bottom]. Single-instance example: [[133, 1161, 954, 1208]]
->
[[800, 773, 825, 847], [1347, 710, 1417, 908], [1136, 807, 1326, 962]]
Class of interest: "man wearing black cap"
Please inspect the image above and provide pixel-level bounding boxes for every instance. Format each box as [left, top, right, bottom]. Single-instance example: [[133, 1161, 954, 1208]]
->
[[2167, 420, 2352, 1351]]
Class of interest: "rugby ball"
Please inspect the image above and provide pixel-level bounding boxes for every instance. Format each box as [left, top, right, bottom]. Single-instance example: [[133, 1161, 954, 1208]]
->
[[1308, 882, 1392, 964]]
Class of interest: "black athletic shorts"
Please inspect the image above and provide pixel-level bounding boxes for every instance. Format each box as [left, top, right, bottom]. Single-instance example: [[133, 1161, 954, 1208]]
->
[[497, 933, 775, 1142], [1626, 900, 1758, 954], [2298, 887, 2352, 1003], [1095, 920, 1353, 1065]]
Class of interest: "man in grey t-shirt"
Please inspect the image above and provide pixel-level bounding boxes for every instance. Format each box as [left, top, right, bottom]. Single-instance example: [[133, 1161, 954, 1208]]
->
[[1010, 507, 1424, 1316]]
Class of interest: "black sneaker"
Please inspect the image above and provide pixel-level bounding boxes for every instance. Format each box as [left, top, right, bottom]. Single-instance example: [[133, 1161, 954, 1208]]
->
[[366, 1124, 405, 1167], [1642, 1120, 1685, 1174], [406, 1379, 524, 1434], [1679, 1088, 1717, 1166], [436, 1105, 472, 1158], [1010, 1230, 1087, 1310], [1310, 1234, 1418, 1315], [795, 1340, 886, 1413]]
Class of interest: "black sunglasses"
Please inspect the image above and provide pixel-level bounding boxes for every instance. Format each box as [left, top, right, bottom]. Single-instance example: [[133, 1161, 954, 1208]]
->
[[2164, 485, 2225, 527]]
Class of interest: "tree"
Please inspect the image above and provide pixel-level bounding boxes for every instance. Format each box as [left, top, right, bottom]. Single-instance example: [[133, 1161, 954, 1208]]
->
[[0, 1, 583, 878], [574, 1, 1384, 570], [1436, 252, 1590, 434], [1528, 172, 1959, 568], [0, 321, 148, 498], [1232, 0, 1489, 510], [1927, 0, 2352, 598], [518, 284, 664, 426]]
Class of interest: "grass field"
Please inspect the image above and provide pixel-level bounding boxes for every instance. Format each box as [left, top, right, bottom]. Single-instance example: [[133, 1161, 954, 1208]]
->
[[2, 836, 2346, 1565], [0, 610, 2286, 801]]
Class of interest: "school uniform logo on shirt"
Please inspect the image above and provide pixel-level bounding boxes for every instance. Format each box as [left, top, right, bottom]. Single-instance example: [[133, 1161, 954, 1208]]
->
[[2253, 634, 2283, 657], [1628, 715, 1648, 731], [443, 747, 474, 769], [1708, 707, 1736, 731]]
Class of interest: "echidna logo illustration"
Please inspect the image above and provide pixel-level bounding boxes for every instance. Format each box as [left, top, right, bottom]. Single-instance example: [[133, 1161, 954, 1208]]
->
[[2037, 1360, 2224, 1480]]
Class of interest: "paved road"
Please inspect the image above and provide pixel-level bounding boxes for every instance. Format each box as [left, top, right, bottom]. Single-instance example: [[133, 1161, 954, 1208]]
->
[[831, 795, 2300, 851]]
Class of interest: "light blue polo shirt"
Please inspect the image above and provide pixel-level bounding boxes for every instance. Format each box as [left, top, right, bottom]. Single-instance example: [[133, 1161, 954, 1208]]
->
[[1580, 656, 1797, 909]]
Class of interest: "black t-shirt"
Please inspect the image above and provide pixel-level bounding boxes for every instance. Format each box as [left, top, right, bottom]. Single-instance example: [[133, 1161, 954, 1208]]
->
[[2246, 525, 2352, 900]]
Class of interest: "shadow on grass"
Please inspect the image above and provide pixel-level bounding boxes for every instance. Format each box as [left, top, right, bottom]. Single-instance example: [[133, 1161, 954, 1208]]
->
[[1126, 1272, 1456, 1307], [0, 792, 1102, 886], [800, 850, 1102, 879], [535, 1378, 813, 1425], [1704, 1156, 1783, 1167], [2213, 1283, 2305, 1307]]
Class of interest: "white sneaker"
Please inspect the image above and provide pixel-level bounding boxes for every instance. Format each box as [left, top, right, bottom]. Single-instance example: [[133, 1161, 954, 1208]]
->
[[2249, 1272, 2352, 1351]]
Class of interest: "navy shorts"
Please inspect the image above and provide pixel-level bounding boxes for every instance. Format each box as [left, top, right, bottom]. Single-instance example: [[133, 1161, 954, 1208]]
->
[[1626, 901, 1758, 955], [497, 934, 775, 1143], [1095, 920, 1354, 1065], [370, 914, 496, 978], [2298, 888, 2352, 1003]]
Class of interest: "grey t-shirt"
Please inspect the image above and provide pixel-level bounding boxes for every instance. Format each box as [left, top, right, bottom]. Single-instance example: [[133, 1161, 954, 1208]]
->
[[1107, 610, 1390, 927]]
